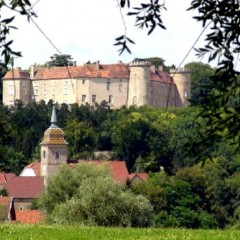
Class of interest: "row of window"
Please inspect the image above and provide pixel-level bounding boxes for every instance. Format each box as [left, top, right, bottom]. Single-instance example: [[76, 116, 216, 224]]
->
[[82, 95, 113, 104]]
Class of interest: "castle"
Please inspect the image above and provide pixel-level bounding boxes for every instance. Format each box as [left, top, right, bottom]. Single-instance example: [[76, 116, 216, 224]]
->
[[2, 59, 191, 108]]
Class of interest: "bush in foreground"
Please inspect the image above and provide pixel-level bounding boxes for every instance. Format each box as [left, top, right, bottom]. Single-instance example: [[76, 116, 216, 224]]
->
[[38, 163, 153, 227]]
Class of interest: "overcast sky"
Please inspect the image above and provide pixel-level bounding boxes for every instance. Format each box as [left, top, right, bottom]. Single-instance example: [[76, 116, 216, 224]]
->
[[9, 0, 210, 69]]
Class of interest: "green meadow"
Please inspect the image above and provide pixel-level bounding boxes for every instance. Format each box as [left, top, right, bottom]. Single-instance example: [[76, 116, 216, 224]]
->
[[1, 225, 240, 240]]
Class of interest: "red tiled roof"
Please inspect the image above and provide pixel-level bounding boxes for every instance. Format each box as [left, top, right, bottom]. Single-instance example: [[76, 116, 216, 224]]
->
[[16, 210, 44, 224], [6, 177, 44, 198], [33, 64, 130, 80], [3, 68, 30, 79], [128, 173, 149, 182], [0, 196, 11, 206], [150, 70, 174, 84], [78, 160, 130, 185], [24, 161, 41, 176], [3, 63, 173, 84], [0, 172, 16, 185]]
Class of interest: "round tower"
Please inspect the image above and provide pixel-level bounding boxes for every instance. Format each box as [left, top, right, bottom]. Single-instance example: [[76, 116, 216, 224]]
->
[[127, 59, 151, 107], [40, 104, 68, 186], [170, 68, 191, 107]]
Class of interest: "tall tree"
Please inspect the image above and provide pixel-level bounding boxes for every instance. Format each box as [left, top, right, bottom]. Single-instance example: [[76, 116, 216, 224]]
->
[[47, 54, 73, 67], [185, 62, 215, 106]]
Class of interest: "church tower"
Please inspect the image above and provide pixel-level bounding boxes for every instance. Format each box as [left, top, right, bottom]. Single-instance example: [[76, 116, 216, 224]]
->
[[40, 104, 68, 186]]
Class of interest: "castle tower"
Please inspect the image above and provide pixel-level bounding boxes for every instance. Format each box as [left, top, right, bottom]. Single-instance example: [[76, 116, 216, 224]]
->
[[40, 104, 68, 186], [127, 59, 151, 107], [170, 68, 191, 107], [2, 68, 31, 105]]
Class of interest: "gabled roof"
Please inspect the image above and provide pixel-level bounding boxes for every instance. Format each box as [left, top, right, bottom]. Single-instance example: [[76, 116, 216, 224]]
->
[[0, 172, 16, 185], [5, 177, 44, 199], [78, 160, 130, 185], [128, 173, 149, 182], [3, 68, 30, 80], [150, 70, 174, 84], [16, 210, 44, 224], [20, 162, 41, 176]]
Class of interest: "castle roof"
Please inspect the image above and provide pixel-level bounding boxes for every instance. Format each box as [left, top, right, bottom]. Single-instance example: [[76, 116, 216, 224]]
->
[[3, 68, 30, 79], [3, 63, 174, 85], [33, 64, 130, 80]]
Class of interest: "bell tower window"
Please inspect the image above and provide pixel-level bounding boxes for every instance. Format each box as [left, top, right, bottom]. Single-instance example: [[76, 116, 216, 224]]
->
[[55, 150, 60, 159]]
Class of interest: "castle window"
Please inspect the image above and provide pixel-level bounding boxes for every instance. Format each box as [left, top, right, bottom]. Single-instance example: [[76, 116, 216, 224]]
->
[[119, 83, 122, 92], [33, 81, 39, 86], [133, 96, 137, 105], [8, 80, 14, 86], [44, 84, 47, 91], [63, 87, 68, 95], [9, 88, 14, 95], [92, 95, 96, 103], [82, 79, 86, 84], [109, 95, 113, 104], [34, 87, 39, 96], [106, 81, 111, 91], [23, 81, 27, 86], [51, 80, 55, 86], [55, 151, 60, 159], [82, 95, 86, 102], [43, 150, 46, 158], [63, 80, 68, 86], [51, 88, 55, 95], [24, 88, 27, 95]]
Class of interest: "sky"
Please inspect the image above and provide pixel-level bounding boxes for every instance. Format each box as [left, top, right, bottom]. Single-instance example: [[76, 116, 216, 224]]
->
[[8, 0, 211, 69]]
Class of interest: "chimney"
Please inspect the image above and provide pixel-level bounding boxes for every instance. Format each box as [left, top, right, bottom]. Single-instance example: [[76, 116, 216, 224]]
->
[[150, 65, 156, 72], [46, 62, 50, 69], [96, 60, 100, 70], [159, 65, 164, 72], [30, 65, 35, 79], [73, 61, 77, 67], [118, 60, 122, 64]]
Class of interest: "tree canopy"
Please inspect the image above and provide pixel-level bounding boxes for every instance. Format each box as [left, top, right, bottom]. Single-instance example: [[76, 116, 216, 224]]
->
[[37, 163, 153, 227], [47, 54, 74, 67]]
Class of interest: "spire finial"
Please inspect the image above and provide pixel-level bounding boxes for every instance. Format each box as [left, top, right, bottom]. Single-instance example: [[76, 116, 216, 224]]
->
[[51, 103, 57, 127]]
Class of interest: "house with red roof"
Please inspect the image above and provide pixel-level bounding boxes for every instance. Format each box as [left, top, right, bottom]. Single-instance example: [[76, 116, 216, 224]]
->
[[5, 177, 44, 210], [3, 59, 191, 108]]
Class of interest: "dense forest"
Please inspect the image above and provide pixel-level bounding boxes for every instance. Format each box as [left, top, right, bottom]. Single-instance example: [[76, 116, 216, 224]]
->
[[1, 99, 240, 228]]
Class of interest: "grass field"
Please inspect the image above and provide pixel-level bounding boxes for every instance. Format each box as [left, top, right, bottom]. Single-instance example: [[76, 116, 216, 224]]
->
[[0, 224, 240, 240]]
